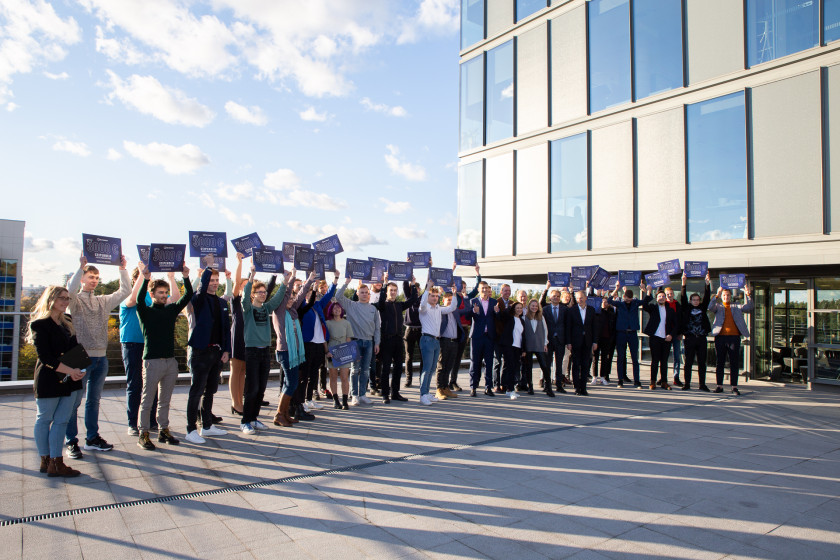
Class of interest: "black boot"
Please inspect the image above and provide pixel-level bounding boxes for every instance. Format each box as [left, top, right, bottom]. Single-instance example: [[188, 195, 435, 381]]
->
[[341, 394, 349, 410], [404, 373, 413, 388], [296, 403, 315, 421], [391, 391, 408, 402], [333, 394, 342, 409]]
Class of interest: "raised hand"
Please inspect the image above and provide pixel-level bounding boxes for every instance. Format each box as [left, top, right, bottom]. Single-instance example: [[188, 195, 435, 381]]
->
[[119, 255, 127, 270], [79, 254, 88, 268], [182, 264, 190, 277], [236, 252, 245, 263]]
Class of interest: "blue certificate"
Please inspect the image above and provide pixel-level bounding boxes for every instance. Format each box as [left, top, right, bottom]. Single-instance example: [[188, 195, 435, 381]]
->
[[587, 297, 603, 314], [720, 273, 746, 290], [311, 260, 327, 280], [657, 258, 682, 276], [590, 267, 611, 290], [252, 249, 284, 273], [645, 271, 670, 288], [137, 245, 150, 266], [607, 276, 619, 290], [368, 258, 389, 283], [618, 270, 642, 286], [453, 275, 463, 290], [207, 256, 226, 272], [684, 261, 708, 278], [329, 340, 360, 367], [454, 249, 477, 266], [345, 258, 372, 280], [230, 233, 263, 256], [294, 246, 314, 271], [548, 272, 571, 287], [388, 262, 414, 282], [189, 231, 227, 258], [314, 251, 335, 272], [148, 243, 186, 273], [282, 242, 309, 263], [82, 234, 121, 266], [312, 234, 344, 254], [408, 252, 431, 268], [572, 266, 598, 281], [570, 278, 587, 292], [429, 267, 453, 287]]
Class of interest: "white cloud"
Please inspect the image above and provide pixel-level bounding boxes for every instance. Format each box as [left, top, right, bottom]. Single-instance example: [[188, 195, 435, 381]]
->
[[299, 106, 327, 122], [43, 70, 69, 80], [209, 171, 345, 210], [384, 145, 426, 182], [123, 140, 210, 174], [94, 25, 150, 66], [434, 236, 453, 251], [6, 102, 18, 112], [264, 168, 301, 190], [264, 189, 347, 211], [215, 181, 255, 201], [286, 221, 387, 251], [398, 0, 459, 44], [360, 97, 407, 117], [56, 237, 81, 253], [197, 192, 215, 208], [225, 100, 268, 126], [0, 0, 81, 103], [24, 232, 53, 252], [104, 70, 215, 127], [379, 197, 410, 214], [393, 226, 427, 239], [218, 205, 255, 227], [52, 139, 91, 157], [106, 148, 122, 160]]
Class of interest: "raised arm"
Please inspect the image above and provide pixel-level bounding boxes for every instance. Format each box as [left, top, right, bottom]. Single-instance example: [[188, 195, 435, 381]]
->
[[233, 252, 245, 297], [102, 256, 132, 309], [126, 267, 144, 309], [173, 264, 193, 312]]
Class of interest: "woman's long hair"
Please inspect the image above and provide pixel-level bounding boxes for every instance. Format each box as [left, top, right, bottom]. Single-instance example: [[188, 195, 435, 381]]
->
[[525, 299, 543, 321], [27, 286, 74, 343]]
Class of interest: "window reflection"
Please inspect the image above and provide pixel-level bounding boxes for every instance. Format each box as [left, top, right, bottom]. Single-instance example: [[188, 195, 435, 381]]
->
[[747, 0, 818, 66], [826, 0, 840, 43], [460, 56, 484, 151], [486, 41, 514, 144], [550, 133, 588, 252], [633, 0, 683, 100], [516, 0, 546, 22], [458, 161, 483, 253], [686, 92, 748, 243], [588, 0, 631, 113], [461, 0, 485, 49]]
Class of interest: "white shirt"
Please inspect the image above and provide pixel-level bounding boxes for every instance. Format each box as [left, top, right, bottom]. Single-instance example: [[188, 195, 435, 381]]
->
[[311, 313, 326, 344], [654, 304, 667, 339], [419, 291, 459, 336], [578, 305, 587, 324], [512, 318, 524, 348]]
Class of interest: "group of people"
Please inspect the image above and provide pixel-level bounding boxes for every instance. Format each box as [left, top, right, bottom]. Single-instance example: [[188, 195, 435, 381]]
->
[[28, 253, 752, 478]]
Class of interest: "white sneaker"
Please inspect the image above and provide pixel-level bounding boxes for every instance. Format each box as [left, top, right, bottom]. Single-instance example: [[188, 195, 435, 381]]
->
[[510, 391, 520, 399], [302, 401, 313, 412], [240, 423, 255, 435], [359, 395, 373, 405], [200, 426, 227, 437], [253, 420, 267, 430], [601, 378, 609, 386], [307, 400, 325, 410], [419, 394, 432, 406], [427, 393, 439, 402], [127, 426, 139, 436], [185, 430, 205, 444], [350, 396, 361, 406]]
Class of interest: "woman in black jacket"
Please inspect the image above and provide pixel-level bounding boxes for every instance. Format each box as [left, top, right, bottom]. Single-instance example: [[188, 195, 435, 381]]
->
[[30, 286, 86, 477], [495, 299, 526, 400], [680, 272, 712, 391]]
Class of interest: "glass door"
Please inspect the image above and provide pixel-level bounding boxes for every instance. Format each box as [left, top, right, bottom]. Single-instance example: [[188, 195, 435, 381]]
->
[[752, 281, 809, 383]]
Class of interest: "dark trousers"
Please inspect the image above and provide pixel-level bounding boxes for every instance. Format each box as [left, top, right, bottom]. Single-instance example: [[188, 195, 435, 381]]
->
[[683, 334, 707, 387], [379, 334, 404, 397], [436, 338, 459, 390], [450, 334, 469, 385], [546, 337, 566, 386], [500, 345, 520, 392], [492, 344, 504, 387], [319, 361, 328, 391], [122, 342, 157, 429], [243, 347, 271, 424], [521, 351, 551, 388], [187, 346, 221, 432], [298, 342, 325, 403], [715, 335, 741, 386], [570, 344, 592, 392], [649, 336, 671, 386], [403, 326, 422, 378], [469, 333, 494, 389], [591, 336, 616, 380], [615, 331, 640, 384]]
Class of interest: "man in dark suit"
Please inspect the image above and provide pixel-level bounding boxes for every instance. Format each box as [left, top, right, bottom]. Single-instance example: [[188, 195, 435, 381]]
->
[[541, 283, 568, 394], [565, 290, 597, 396], [464, 281, 497, 397], [643, 287, 680, 390]]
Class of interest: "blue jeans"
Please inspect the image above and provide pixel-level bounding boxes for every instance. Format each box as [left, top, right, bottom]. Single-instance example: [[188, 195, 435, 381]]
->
[[36, 391, 80, 457], [672, 338, 682, 377], [351, 339, 374, 397], [275, 350, 299, 397], [66, 355, 108, 444], [122, 342, 157, 429], [615, 331, 640, 384], [419, 334, 440, 397]]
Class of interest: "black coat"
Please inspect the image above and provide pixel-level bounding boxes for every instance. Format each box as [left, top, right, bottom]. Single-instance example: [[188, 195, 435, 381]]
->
[[679, 284, 712, 335], [642, 295, 680, 339], [495, 299, 525, 348], [542, 300, 568, 345], [566, 305, 597, 348], [31, 316, 84, 399]]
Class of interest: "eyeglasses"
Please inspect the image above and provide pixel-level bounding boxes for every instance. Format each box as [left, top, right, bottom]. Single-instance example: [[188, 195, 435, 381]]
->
[[55, 296, 71, 301], [254, 290, 267, 295]]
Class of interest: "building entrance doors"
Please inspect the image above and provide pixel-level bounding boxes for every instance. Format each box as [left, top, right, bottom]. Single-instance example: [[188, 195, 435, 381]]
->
[[752, 281, 809, 384]]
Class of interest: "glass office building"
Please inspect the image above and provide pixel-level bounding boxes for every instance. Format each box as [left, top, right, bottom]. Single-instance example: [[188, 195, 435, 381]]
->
[[458, 0, 840, 390], [0, 220, 24, 381]]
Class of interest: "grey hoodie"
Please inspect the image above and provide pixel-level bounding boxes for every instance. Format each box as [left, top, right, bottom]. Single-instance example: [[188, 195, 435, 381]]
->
[[67, 267, 131, 357]]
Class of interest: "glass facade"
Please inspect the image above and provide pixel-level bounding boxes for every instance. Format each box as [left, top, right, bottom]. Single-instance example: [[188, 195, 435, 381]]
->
[[0, 259, 17, 381], [461, 0, 485, 50], [686, 92, 748, 243], [633, 0, 684, 100], [516, 0, 546, 22], [457, 161, 483, 253], [485, 40, 514, 144], [827, 0, 840, 43], [747, 0, 819, 66], [460, 55, 484, 151], [550, 133, 588, 252], [588, 0, 631, 113]]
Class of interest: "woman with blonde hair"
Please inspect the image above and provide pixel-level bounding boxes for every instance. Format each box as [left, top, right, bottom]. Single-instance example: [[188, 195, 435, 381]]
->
[[30, 286, 86, 477], [325, 301, 353, 409], [521, 299, 553, 396]]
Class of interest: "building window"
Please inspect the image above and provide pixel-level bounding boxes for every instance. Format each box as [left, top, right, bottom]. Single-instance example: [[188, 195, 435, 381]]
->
[[461, 0, 485, 49], [826, 0, 840, 43], [458, 161, 484, 253], [485, 40, 514, 144], [550, 133, 588, 252], [516, 0, 546, 22], [686, 92, 748, 243], [588, 0, 631, 113], [747, 0, 818, 66], [633, 0, 684, 100], [460, 55, 485, 151]]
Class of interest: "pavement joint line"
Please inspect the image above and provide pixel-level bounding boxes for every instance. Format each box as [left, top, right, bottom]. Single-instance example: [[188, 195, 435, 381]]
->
[[0, 393, 730, 528]]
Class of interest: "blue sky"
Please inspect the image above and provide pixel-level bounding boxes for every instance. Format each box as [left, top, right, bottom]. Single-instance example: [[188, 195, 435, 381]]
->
[[1, 0, 463, 287]]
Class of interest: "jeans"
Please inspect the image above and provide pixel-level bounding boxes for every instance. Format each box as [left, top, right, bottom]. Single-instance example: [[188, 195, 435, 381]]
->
[[469, 333, 494, 389], [123, 342, 157, 429], [715, 335, 741, 386], [296, 342, 325, 403], [419, 334, 440, 396], [615, 331, 640, 384], [351, 339, 374, 397], [276, 350, 299, 397], [243, 347, 271, 423], [672, 338, 683, 378], [36, 391, 80, 457], [66, 355, 108, 444], [186, 346, 221, 433]]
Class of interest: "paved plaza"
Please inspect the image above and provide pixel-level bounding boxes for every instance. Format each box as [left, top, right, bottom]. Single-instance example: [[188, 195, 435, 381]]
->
[[1, 378, 839, 559]]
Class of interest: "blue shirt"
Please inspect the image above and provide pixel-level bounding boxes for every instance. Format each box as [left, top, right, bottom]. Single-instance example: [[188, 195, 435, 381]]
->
[[119, 294, 152, 344]]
